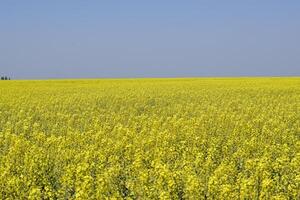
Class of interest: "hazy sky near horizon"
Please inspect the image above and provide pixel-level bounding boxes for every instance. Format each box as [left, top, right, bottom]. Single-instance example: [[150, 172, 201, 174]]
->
[[1, 1, 300, 79]]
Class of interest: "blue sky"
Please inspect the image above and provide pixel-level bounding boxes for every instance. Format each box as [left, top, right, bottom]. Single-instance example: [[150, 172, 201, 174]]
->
[[0, 1, 299, 79]]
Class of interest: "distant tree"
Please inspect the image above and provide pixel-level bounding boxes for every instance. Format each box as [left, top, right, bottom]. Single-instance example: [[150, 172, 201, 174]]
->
[[0, 76, 11, 80]]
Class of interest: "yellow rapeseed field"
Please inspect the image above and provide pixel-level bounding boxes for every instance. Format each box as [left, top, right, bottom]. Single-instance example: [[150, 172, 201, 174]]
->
[[0, 78, 299, 199]]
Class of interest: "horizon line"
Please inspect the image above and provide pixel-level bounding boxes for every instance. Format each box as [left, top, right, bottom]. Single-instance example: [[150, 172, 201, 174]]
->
[[4, 75, 300, 81]]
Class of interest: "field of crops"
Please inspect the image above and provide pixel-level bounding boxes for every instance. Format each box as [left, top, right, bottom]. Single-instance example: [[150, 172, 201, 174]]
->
[[0, 78, 299, 199]]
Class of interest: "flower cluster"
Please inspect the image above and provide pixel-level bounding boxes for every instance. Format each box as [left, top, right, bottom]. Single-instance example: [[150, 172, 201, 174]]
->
[[0, 78, 299, 199]]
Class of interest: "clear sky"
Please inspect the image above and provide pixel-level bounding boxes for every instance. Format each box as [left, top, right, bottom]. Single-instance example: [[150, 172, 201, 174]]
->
[[1, 1, 300, 79]]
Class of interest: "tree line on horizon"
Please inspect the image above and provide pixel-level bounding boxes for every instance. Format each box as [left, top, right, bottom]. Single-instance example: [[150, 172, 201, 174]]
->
[[1, 76, 11, 80]]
